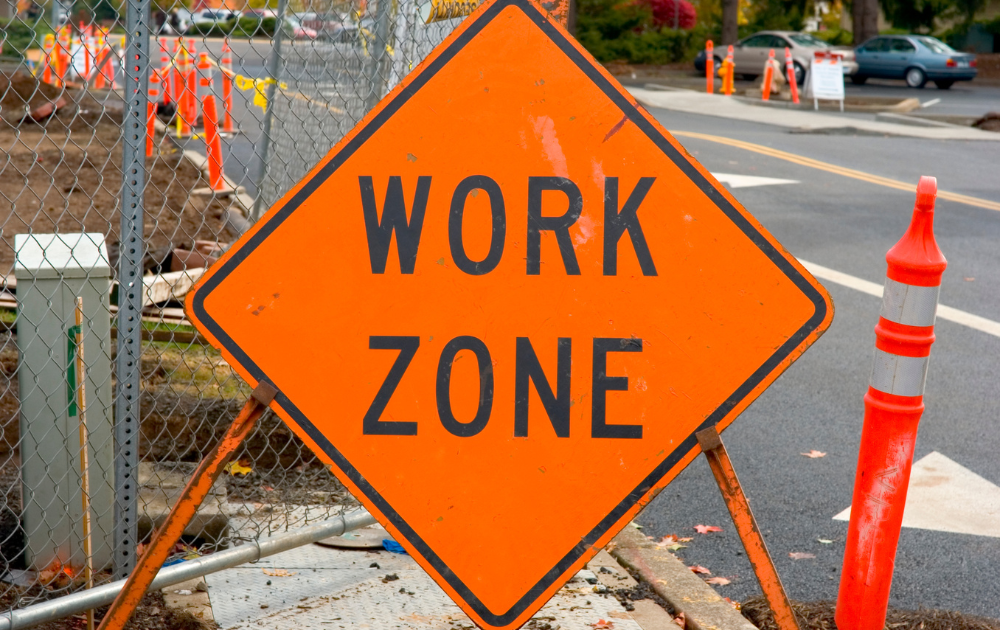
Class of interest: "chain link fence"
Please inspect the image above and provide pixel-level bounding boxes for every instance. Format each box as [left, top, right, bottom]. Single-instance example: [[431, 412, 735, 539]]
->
[[0, 0, 465, 618]]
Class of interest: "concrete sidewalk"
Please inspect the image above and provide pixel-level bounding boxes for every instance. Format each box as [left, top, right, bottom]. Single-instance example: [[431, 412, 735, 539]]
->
[[628, 87, 1000, 141]]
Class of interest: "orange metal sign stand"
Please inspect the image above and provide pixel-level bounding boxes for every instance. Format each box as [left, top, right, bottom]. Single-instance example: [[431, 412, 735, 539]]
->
[[697, 427, 801, 630], [95, 383, 276, 630], [105, 0, 832, 628]]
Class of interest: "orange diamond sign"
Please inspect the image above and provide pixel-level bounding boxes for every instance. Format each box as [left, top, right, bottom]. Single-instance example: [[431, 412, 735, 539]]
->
[[186, 1, 832, 627]]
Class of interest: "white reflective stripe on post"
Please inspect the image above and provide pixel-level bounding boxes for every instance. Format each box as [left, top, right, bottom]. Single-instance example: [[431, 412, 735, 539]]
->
[[880, 278, 940, 327], [870, 349, 929, 396]]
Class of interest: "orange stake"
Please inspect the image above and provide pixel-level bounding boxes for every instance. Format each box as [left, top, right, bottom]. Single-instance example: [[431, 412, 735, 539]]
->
[[186, 38, 198, 129], [198, 52, 226, 191], [159, 38, 172, 107], [697, 426, 800, 630], [95, 383, 275, 630], [42, 34, 57, 86], [171, 38, 184, 111], [221, 38, 236, 134]]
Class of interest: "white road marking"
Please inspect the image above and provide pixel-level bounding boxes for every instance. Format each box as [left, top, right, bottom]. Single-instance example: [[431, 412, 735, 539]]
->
[[833, 452, 1000, 539], [921, 98, 942, 108], [710, 173, 799, 189], [800, 260, 1000, 339]]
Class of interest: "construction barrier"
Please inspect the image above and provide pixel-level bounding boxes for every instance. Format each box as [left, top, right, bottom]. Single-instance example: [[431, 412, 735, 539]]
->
[[159, 38, 172, 108], [762, 49, 775, 101], [837, 176, 947, 630], [197, 53, 227, 192], [42, 34, 57, 87], [785, 47, 800, 104], [705, 40, 714, 94]]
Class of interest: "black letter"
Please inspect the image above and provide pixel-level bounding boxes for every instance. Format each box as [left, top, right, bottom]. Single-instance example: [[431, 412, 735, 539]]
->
[[436, 336, 494, 437], [514, 338, 571, 438], [592, 338, 643, 439], [603, 177, 657, 276], [449, 176, 506, 275], [363, 336, 420, 435], [527, 176, 582, 275], [360, 176, 431, 274]]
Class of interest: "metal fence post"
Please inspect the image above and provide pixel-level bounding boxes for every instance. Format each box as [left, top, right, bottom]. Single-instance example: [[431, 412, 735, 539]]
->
[[251, 0, 289, 222], [366, 0, 394, 112], [114, 0, 151, 581]]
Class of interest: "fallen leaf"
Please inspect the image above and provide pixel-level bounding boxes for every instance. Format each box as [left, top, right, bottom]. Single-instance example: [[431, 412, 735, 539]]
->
[[262, 568, 296, 577], [801, 450, 827, 458], [666, 544, 687, 551], [225, 460, 253, 476], [817, 539, 834, 544], [789, 552, 816, 560], [591, 620, 615, 629], [678, 537, 693, 542], [724, 598, 742, 611], [706, 577, 731, 585], [964, 277, 975, 281], [694, 525, 722, 534], [689, 565, 711, 574], [673, 612, 686, 628], [655, 534, 681, 546]]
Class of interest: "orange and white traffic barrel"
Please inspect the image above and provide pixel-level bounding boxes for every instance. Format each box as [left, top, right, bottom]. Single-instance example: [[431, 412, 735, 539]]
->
[[837, 176, 947, 630]]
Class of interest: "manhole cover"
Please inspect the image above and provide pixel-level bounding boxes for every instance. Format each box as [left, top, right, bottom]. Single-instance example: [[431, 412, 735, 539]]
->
[[316, 525, 393, 549]]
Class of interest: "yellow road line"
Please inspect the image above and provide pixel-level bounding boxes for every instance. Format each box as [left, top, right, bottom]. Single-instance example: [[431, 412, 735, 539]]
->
[[671, 130, 1000, 213]]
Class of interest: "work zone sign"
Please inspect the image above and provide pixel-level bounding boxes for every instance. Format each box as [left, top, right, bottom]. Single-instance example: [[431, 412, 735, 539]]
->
[[186, 0, 832, 627]]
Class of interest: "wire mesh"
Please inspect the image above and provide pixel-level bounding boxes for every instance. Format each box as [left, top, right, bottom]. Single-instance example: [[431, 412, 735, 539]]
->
[[0, 0, 466, 616]]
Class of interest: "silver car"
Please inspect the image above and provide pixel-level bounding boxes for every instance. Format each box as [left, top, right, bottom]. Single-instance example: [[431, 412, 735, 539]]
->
[[730, 31, 858, 85]]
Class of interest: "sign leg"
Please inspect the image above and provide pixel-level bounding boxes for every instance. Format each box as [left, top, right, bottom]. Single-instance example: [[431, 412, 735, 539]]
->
[[695, 426, 800, 630], [96, 382, 278, 630]]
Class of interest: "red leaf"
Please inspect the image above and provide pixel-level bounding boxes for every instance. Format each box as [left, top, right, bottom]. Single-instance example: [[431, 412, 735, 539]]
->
[[591, 621, 615, 629], [801, 450, 827, 458], [694, 524, 722, 534], [706, 576, 731, 585], [689, 565, 711, 574], [789, 552, 816, 560]]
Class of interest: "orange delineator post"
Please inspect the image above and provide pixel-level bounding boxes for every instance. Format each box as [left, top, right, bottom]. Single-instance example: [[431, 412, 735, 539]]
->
[[198, 52, 227, 191], [175, 43, 192, 137], [94, 34, 109, 89], [705, 40, 714, 94], [836, 176, 946, 630], [147, 71, 161, 157], [94, 384, 275, 630], [159, 38, 172, 107], [82, 23, 91, 80], [171, 38, 184, 110], [57, 27, 71, 83], [221, 38, 236, 134], [42, 34, 57, 86], [186, 38, 198, 129], [762, 49, 775, 101], [722, 45, 734, 96], [785, 47, 800, 104]]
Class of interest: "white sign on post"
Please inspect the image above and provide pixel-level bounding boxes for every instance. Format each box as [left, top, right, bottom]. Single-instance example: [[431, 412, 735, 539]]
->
[[806, 52, 845, 111]]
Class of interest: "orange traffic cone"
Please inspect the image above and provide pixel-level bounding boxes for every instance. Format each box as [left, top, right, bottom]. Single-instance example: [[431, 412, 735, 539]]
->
[[197, 52, 227, 192]]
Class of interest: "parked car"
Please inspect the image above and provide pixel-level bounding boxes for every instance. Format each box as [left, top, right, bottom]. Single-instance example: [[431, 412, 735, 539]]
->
[[694, 31, 857, 85], [284, 16, 319, 40], [192, 8, 240, 24], [853, 35, 976, 89]]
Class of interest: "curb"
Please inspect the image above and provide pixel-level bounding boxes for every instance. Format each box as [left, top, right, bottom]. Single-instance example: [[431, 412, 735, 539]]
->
[[611, 525, 757, 630]]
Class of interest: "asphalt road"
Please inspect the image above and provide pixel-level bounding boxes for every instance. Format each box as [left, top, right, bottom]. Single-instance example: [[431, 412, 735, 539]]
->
[[172, 40, 1000, 617], [634, 109, 1000, 617]]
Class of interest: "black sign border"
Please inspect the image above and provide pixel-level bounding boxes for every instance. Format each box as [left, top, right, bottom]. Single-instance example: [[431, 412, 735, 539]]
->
[[192, 0, 829, 624]]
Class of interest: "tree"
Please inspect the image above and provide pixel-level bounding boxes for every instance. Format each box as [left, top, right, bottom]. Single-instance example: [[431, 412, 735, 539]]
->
[[852, 0, 878, 44], [721, 0, 736, 43], [642, 0, 696, 29]]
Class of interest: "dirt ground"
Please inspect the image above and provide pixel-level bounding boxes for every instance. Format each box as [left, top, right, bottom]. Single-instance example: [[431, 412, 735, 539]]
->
[[742, 596, 1000, 630], [0, 72, 234, 276]]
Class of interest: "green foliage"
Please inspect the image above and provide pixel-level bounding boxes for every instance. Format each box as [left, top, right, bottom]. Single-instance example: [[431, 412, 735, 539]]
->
[[188, 16, 278, 38], [0, 17, 46, 58], [73, 0, 120, 22], [880, 0, 952, 32], [739, 3, 803, 36], [813, 28, 854, 45], [576, 0, 709, 64]]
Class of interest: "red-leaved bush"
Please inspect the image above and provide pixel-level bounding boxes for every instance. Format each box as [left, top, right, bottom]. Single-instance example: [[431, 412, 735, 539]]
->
[[640, 0, 697, 29]]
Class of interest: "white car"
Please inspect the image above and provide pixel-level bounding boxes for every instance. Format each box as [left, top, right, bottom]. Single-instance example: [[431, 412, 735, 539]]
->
[[191, 9, 240, 25]]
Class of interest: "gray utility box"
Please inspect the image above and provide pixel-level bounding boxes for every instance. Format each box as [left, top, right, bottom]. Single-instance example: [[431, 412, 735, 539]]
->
[[14, 233, 113, 571]]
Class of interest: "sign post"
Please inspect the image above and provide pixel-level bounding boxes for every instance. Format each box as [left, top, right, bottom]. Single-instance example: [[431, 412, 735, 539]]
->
[[105, 0, 833, 628]]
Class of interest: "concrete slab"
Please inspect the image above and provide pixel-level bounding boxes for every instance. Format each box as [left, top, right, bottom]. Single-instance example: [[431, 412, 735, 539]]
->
[[138, 462, 229, 545], [628, 87, 1000, 141]]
